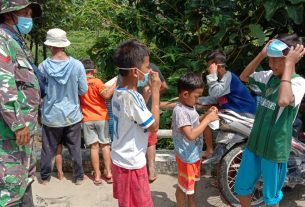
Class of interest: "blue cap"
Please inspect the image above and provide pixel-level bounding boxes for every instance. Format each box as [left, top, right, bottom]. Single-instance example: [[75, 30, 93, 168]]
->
[[267, 39, 289, 57]]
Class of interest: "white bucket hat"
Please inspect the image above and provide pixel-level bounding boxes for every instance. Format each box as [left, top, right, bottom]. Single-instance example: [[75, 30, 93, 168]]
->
[[44, 28, 71, 48]]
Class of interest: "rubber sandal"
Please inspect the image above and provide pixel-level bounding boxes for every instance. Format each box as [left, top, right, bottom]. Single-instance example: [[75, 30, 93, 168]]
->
[[91, 171, 103, 185], [149, 177, 157, 184], [104, 176, 113, 184], [93, 178, 103, 185]]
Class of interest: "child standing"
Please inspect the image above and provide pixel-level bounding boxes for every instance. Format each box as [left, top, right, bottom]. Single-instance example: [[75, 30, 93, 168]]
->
[[172, 72, 218, 207], [236, 34, 305, 207], [79, 59, 116, 185], [111, 39, 161, 207]]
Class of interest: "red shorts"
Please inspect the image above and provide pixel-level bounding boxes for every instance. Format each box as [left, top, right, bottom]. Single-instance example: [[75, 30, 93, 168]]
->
[[147, 132, 157, 147], [176, 156, 201, 195], [112, 163, 153, 207]]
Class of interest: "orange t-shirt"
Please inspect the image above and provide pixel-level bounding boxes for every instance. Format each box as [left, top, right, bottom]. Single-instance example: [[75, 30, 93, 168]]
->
[[80, 77, 108, 122]]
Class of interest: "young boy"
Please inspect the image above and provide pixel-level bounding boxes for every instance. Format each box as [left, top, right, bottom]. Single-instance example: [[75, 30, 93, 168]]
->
[[172, 72, 219, 207], [111, 39, 161, 207], [79, 59, 117, 185], [200, 51, 256, 161], [235, 34, 305, 207]]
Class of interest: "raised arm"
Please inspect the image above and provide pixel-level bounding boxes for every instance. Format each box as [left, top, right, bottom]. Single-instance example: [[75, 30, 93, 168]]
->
[[240, 42, 270, 83], [147, 71, 161, 132], [278, 44, 305, 107]]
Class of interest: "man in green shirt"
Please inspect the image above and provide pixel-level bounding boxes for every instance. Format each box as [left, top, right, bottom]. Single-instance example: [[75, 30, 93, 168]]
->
[[235, 34, 305, 207]]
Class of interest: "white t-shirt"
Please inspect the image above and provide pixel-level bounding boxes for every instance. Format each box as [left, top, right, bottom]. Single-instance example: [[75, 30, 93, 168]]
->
[[111, 88, 155, 169]]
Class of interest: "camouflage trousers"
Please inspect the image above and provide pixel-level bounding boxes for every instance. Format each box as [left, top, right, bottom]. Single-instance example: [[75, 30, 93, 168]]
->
[[0, 137, 36, 207]]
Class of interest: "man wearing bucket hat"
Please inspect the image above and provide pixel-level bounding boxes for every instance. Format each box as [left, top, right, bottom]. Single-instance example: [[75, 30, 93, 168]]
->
[[0, 0, 42, 206], [39, 28, 88, 185], [235, 34, 305, 207]]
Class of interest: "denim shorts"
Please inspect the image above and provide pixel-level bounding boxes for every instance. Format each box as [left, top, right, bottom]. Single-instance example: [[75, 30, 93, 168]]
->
[[234, 148, 287, 206], [82, 120, 111, 145]]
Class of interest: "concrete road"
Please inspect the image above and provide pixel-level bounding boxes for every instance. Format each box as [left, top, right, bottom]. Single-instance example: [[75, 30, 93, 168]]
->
[[32, 172, 305, 207]]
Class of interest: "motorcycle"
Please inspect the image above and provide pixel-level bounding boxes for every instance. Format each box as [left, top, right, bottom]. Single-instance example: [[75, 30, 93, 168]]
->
[[202, 108, 305, 207]]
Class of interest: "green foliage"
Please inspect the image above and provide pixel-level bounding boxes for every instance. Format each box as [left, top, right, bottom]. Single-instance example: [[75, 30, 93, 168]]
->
[[70, 0, 305, 87]]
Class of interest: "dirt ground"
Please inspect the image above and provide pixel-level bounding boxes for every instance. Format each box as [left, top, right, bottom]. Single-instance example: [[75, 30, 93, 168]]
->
[[32, 172, 305, 207]]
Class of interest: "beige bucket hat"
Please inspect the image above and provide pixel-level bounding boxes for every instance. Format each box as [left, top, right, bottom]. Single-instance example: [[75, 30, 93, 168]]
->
[[44, 28, 71, 48]]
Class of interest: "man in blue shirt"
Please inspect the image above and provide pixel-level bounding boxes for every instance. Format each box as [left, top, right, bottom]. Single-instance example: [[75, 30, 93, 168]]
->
[[39, 28, 88, 185]]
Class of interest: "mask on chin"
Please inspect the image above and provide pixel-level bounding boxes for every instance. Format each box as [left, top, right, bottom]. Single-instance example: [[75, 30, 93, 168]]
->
[[14, 16, 33, 34]]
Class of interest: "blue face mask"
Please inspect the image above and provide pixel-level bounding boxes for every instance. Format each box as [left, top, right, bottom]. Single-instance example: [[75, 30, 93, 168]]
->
[[137, 70, 150, 87], [267, 39, 289, 57], [14, 16, 33, 34]]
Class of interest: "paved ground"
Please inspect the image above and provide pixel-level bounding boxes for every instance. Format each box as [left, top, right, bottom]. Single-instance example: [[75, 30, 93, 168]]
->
[[32, 172, 305, 207]]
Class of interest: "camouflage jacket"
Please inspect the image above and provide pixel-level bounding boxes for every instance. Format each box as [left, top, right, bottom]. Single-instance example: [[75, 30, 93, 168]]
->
[[0, 25, 40, 139]]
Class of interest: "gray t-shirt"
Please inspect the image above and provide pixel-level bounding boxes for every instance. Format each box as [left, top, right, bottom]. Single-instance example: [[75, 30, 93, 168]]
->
[[172, 102, 203, 163]]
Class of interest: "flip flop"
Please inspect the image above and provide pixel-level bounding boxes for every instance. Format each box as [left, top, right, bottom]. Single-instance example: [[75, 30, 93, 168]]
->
[[91, 171, 103, 185], [104, 176, 113, 184], [93, 178, 103, 185], [149, 177, 157, 184]]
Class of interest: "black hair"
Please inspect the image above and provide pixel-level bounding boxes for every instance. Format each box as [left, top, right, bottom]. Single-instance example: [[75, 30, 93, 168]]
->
[[81, 58, 95, 70], [277, 34, 302, 56], [277, 33, 302, 47], [177, 72, 203, 93], [206, 50, 227, 65], [113, 39, 150, 77]]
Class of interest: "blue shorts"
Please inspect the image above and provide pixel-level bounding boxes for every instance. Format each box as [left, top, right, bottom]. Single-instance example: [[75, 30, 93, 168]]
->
[[234, 148, 287, 206]]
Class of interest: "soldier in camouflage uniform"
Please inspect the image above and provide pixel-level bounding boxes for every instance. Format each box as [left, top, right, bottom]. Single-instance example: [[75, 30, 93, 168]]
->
[[0, 0, 42, 206]]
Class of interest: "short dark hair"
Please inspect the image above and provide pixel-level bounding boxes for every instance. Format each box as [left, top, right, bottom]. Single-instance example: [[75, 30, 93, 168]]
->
[[177, 72, 203, 93], [277, 34, 302, 56], [277, 33, 302, 47], [113, 39, 150, 77], [206, 50, 227, 65], [81, 58, 95, 70]]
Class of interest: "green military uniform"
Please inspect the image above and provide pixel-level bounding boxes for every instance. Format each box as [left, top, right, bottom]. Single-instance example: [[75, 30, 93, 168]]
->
[[247, 71, 305, 162], [0, 0, 42, 206]]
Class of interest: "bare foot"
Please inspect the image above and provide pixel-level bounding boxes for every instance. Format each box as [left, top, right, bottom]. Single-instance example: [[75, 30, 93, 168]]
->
[[202, 150, 214, 159], [148, 164, 157, 183], [40, 179, 50, 185], [75, 174, 89, 185], [57, 171, 65, 180]]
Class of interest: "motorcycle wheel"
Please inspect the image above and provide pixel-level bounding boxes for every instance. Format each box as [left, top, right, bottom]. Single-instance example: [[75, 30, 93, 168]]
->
[[217, 144, 264, 207]]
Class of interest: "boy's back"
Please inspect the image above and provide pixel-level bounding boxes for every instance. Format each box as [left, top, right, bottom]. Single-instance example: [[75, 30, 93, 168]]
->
[[111, 88, 155, 169], [80, 77, 108, 122]]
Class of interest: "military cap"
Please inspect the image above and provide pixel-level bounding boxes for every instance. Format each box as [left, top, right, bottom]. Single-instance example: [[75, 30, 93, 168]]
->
[[0, 0, 42, 18]]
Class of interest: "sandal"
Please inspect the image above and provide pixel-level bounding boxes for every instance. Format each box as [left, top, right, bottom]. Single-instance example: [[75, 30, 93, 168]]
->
[[104, 176, 113, 184], [93, 178, 103, 185], [149, 177, 157, 184], [91, 171, 103, 186]]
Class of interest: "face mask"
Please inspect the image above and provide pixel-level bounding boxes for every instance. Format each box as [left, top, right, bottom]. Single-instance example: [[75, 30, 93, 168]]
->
[[14, 16, 33, 34], [137, 69, 150, 87], [267, 39, 289, 57]]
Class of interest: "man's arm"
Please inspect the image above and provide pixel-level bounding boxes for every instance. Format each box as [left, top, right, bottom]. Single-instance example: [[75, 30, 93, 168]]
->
[[78, 65, 88, 95], [0, 39, 29, 145]]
